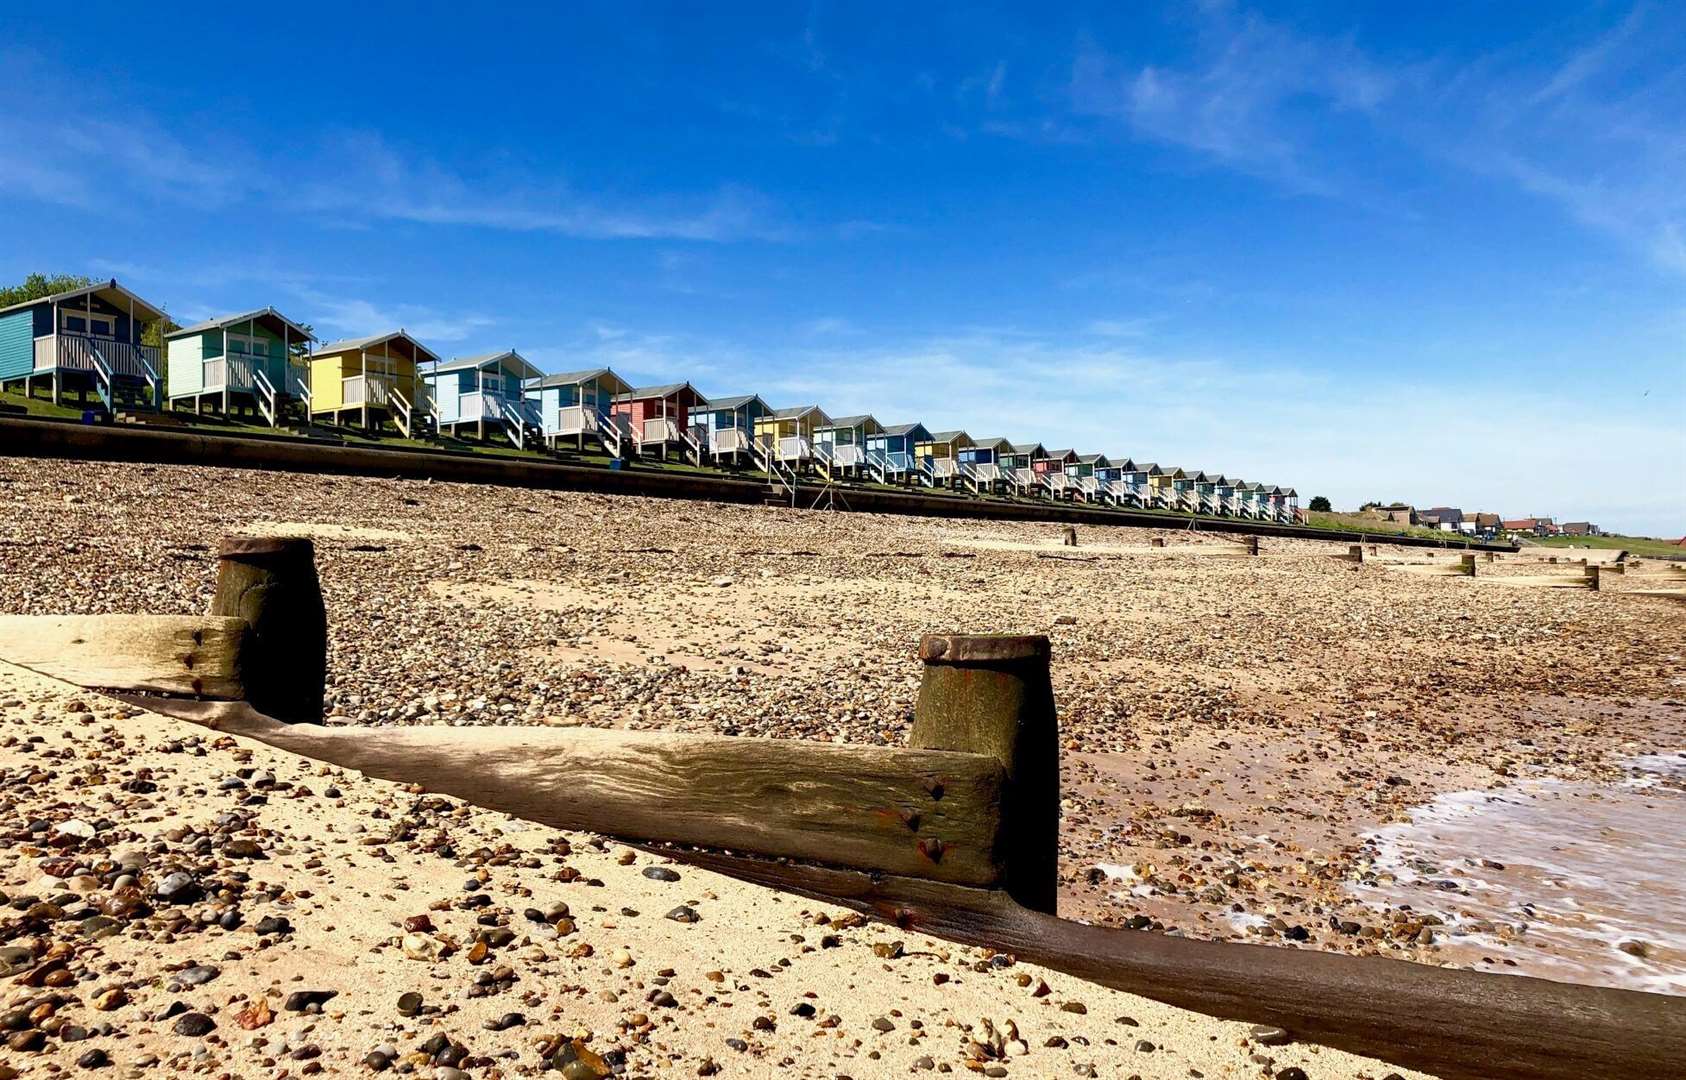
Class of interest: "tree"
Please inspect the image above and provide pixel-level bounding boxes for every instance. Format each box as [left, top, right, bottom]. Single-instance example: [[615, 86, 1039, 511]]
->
[[1309, 496, 1333, 512], [0, 273, 95, 309]]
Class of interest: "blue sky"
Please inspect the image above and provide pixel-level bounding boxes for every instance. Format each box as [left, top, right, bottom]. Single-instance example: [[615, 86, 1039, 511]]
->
[[2, 1, 1682, 533]]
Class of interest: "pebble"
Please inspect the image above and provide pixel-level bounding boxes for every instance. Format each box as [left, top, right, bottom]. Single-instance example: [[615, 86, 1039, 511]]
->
[[1250, 1024, 1292, 1046], [172, 1012, 215, 1037]]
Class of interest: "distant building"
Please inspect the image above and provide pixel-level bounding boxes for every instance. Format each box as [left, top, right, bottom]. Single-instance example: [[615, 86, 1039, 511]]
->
[[1561, 522, 1599, 537], [1472, 513, 1501, 538], [1503, 517, 1555, 537], [1367, 503, 1416, 525]]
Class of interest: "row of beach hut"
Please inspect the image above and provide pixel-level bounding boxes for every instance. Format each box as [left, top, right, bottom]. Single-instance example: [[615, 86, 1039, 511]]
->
[[0, 279, 1302, 522]]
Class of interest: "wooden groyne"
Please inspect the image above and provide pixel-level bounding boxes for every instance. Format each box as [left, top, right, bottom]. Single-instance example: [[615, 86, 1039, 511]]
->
[[0, 535, 1678, 1080]]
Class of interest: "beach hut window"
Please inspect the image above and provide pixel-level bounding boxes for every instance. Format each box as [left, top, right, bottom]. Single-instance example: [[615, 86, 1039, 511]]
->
[[227, 333, 267, 357], [62, 311, 116, 337]]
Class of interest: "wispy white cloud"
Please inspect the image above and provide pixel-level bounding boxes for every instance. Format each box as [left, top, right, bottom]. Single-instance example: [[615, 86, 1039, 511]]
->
[[292, 132, 789, 242], [0, 52, 789, 245], [293, 290, 494, 344], [1061, 4, 1686, 274], [1069, 14, 1397, 197]]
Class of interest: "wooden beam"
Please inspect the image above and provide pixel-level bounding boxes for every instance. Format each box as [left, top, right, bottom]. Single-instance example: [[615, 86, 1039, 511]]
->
[[168, 704, 1007, 886], [649, 848, 1686, 1080], [0, 614, 244, 698]]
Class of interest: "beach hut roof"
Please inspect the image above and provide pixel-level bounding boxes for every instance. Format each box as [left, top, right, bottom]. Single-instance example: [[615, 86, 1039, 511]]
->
[[772, 404, 829, 421], [1076, 452, 1109, 465], [532, 367, 633, 394], [614, 382, 711, 407], [971, 436, 1012, 450], [881, 422, 928, 437], [821, 413, 877, 430], [0, 278, 166, 323], [1009, 442, 1046, 455], [168, 307, 316, 343], [426, 350, 544, 381], [1045, 448, 1078, 462], [315, 330, 443, 365], [927, 430, 968, 443], [707, 393, 768, 412], [1112, 457, 1138, 471]]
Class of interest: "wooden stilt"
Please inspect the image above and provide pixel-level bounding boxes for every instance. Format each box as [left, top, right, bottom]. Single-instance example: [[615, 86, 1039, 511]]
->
[[210, 536, 327, 725], [909, 634, 1059, 915]]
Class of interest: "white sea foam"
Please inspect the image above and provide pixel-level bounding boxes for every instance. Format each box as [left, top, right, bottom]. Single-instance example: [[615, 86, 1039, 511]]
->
[[1348, 752, 1686, 995]]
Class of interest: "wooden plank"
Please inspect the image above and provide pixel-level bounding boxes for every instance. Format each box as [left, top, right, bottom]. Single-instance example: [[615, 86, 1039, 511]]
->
[[651, 847, 1686, 1080], [1476, 574, 1594, 589], [165, 703, 1007, 886], [0, 614, 244, 699]]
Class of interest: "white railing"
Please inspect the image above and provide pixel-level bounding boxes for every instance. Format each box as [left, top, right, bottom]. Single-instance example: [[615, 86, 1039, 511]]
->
[[457, 391, 506, 422], [389, 386, 414, 438], [500, 400, 528, 449], [204, 352, 265, 392], [811, 441, 836, 479], [89, 350, 114, 411], [640, 417, 683, 445], [711, 427, 752, 455], [970, 462, 1001, 484], [776, 435, 813, 462], [914, 456, 938, 486], [683, 422, 706, 464], [555, 403, 603, 437], [931, 458, 959, 479], [1008, 466, 1036, 493], [341, 374, 393, 408], [829, 444, 865, 468], [864, 449, 891, 483], [252, 369, 278, 426], [40, 334, 161, 379], [1077, 476, 1101, 500]]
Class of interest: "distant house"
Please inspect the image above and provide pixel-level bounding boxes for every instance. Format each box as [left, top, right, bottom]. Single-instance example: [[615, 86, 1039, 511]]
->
[[701, 394, 773, 467], [165, 307, 314, 425], [1472, 512, 1501, 536], [755, 404, 832, 470], [866, 422, 932, 483], [611, 382, 709, 462], [528, 367, 632, 454], [815, 414, 883, 477], [421, 350, 544, 446], [310, 330, 440, 436], [1561, 522, 1599, 537], [1423, 507, 1464, 530], [1503, 517, 1555, 537], [0, 278, 167, 412], [1367, 503, 1416, 525]]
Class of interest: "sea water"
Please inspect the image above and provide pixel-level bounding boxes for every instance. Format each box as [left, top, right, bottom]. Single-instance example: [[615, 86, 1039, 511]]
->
[[1349, 751, 1686, 995]]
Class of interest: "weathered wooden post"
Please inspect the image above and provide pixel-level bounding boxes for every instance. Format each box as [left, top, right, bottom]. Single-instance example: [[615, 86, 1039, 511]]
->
[[1150, 536, 1166, 548], [1245, 535, 1259, 556], [211, 536, 328, 724], [1459, 553, 1476, 577], [1368, 544, 1378, 556], [909, 634, 1058, 915], [1061, 525, 1078, 547], [1584, 564, 1600, 591], [1485, 551, 1497, 562], [1347, 544, 1364, 563], [1603, 561, 1625, 575]]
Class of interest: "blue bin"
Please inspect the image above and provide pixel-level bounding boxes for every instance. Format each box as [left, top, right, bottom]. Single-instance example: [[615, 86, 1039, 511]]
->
[[609, 458, 624, 471]]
